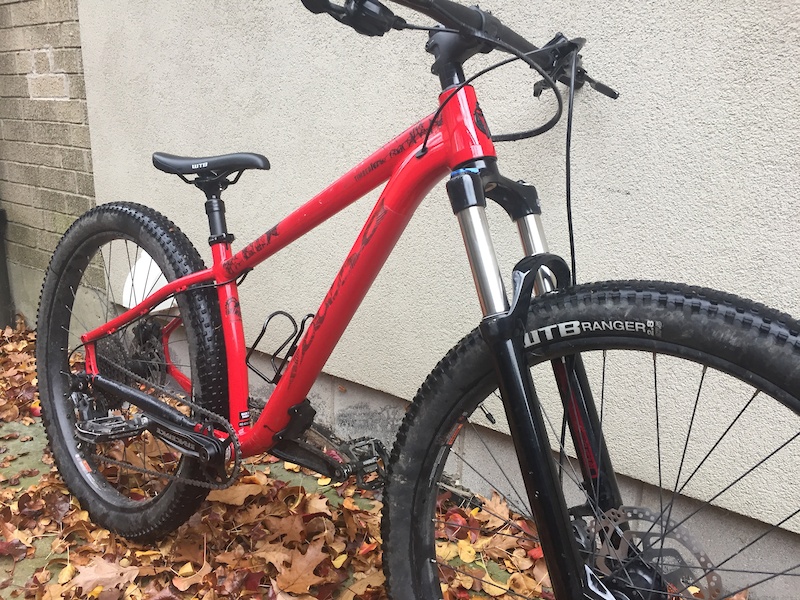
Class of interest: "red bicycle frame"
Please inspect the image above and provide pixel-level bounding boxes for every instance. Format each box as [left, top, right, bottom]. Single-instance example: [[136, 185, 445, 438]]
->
[[80, 84, 495, 457]]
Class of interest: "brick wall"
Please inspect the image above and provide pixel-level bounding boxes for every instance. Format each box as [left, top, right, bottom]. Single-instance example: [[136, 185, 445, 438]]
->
[[0, 0, 95, 322]]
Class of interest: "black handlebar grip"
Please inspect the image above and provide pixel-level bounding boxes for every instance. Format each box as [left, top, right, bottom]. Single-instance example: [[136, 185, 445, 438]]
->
[[301, 0, 332, 14]]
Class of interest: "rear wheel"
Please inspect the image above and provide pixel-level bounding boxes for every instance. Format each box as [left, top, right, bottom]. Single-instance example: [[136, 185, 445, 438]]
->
[[384, 281, 800, 600], [37, 202, 228, 542]]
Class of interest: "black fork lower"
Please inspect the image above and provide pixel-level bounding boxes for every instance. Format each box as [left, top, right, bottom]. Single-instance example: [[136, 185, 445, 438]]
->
[[479, 257, 622, 600], [481, 333, 589, 600]]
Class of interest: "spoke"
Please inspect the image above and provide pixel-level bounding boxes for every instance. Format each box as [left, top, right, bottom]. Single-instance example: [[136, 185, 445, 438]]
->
[[124, 242, 133, 305], [676, 506, 800, 596], [592, 349, 607, 565], [640, 386, 764, 557], [676, 389, 759, 498], [669, 365, 706, 511], [665, 430, 798, 537], [445, 447, 531, 520], [472, 393, 529, 511], [652, 353, 670, 575], [683, 561, 800, 600], [621, 435, 800, 600], [723, 561, 800, 594], [142, 250, 155, 300], [65, 299, 91, 346], [601, 581, 698, 600], [652, 561, 800, 577], [648, 364, 708, 581], [103, 242, 117, 323]]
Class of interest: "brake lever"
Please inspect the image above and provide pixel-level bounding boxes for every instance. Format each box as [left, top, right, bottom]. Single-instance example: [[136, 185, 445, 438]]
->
[[534, 66, 619, 100], [343, 0, 405, 36], [584, 74, 619, 99], [302, 0, 404, 37]]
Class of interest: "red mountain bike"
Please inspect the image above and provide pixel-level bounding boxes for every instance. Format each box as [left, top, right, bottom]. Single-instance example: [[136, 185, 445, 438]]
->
[[37, 1, 799, 599]]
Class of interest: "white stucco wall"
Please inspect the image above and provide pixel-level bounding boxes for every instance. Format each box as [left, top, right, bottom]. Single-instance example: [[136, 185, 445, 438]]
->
[[77, 0, 800, 401]]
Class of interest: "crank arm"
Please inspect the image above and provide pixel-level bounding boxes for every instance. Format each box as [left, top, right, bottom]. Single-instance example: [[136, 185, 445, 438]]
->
[[271, 423, 388, 488], [91, 374, 227, 465], [271, 437, 349, 481], [145, 415, 226, 464]]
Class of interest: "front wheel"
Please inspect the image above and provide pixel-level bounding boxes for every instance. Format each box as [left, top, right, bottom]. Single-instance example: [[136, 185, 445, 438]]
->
[[384, 281, 800, 600]]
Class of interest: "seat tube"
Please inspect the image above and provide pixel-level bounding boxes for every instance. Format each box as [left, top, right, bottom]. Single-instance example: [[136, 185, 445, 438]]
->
[[204, 192, 251, 435]]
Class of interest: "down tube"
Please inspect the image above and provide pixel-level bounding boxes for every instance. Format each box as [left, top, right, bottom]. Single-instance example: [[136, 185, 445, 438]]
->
[[239, 144, 450, 456]]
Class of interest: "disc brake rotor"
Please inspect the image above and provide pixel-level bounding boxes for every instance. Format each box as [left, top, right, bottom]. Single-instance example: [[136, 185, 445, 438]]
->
[[589, 506, 722, 600]]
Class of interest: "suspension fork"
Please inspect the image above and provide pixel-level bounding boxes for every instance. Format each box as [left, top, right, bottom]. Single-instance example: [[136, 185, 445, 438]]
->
[[517, 212, 623, 513], [448, 169, 618, 600]]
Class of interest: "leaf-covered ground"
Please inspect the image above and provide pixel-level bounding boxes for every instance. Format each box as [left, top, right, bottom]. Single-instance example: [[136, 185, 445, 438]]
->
[[0, 323, 388, 600], [0, 323, 750, 600]]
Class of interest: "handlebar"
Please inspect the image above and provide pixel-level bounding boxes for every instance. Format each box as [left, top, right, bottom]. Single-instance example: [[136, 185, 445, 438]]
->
[[301, 0, 618, 103], [301, 0, 537, 55], [390, 0, 537, 56]]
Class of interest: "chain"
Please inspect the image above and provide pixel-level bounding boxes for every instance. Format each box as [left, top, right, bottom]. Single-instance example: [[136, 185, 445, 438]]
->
[[88, 358, 242, 490]]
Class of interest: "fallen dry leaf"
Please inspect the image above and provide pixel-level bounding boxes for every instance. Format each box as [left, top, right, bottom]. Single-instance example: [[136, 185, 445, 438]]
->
[[0, 538, 27, 561], [275, 538, 328, 594], [337, 570, 386, 600], [172, 560, 212, 591], [206, 483, 264, 506], [57, 563, 76, 584], [70, 557, 140, 593]]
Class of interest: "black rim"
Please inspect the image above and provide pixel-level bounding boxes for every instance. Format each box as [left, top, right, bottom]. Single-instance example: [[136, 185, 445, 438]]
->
[[44, 232, 197, 508]]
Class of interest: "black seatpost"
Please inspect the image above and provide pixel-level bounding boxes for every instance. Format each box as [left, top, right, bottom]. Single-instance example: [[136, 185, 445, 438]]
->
[[195, 178, 234, 246]]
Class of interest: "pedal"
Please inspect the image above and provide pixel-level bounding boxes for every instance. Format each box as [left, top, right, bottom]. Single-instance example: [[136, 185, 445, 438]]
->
[[344, 437, 389, 490], [75, 414, 148, 443]]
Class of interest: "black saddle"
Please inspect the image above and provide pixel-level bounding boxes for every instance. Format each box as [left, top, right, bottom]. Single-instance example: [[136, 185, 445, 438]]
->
[[152, 152, 270, 176]]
